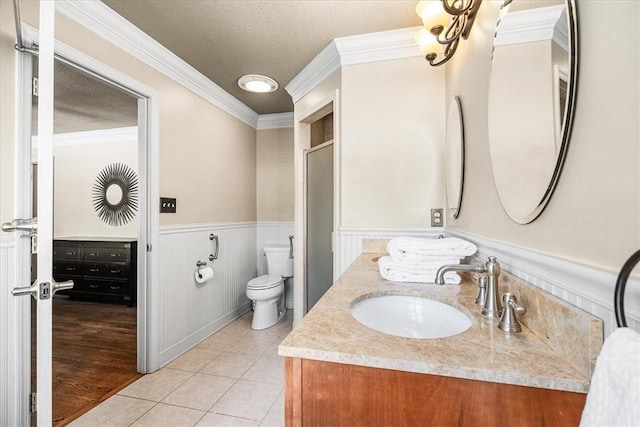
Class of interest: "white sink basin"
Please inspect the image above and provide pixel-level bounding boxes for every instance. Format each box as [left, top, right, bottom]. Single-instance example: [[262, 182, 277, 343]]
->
[[350, 295, 472, 339]]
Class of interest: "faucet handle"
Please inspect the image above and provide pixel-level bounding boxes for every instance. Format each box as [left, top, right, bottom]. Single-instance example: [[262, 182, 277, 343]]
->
[[474, 275, 487, 305], [498, 293, 526, 333]]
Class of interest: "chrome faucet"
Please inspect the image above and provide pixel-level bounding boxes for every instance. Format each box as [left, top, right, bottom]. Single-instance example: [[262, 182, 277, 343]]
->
[[435, 256, 502, 318]]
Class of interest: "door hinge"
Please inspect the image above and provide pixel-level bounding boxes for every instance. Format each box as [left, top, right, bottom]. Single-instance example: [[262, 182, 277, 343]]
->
[[146, 243, 152, 252], [32, 77, 38, 97], [30, 392, 36, 413], [31, 235, 38, 254]]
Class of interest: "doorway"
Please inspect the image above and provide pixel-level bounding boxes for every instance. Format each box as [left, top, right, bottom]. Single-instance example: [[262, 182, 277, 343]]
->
[[30, 56, 142, 425]]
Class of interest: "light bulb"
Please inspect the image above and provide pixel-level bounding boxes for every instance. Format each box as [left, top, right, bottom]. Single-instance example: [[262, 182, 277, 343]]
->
[[415, 0, 450, 33], [414, 27, 441, 57]]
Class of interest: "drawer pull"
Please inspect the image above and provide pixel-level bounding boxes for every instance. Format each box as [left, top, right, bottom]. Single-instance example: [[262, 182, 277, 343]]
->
[[88, 252, 99, 256], [88, 284, 99, 289], [109, 286, 120, 290], [110, 269, 121, 274], [66, 267, 76, 272], [89, 268, 99, 273], [66, 251, 76, 256]]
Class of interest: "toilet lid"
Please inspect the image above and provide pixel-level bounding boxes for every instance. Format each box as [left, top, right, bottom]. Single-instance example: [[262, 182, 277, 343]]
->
[[248, 274, 283, 290]]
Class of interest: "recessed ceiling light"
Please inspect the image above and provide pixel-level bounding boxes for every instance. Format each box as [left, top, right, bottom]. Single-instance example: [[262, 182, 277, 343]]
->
[[238, 74, 278, 93]]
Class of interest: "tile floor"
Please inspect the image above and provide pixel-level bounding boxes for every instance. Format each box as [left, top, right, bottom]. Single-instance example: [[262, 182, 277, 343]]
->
[[70, 311, 292, 427]]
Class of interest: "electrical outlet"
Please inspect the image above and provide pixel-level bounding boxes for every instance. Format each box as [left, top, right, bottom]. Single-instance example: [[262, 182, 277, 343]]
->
[[431, 208, 444, 227], [160, 197, 177, 213]]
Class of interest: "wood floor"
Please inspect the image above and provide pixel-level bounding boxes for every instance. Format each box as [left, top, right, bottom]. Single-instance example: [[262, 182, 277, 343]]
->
[[32, 296, 140, 426]]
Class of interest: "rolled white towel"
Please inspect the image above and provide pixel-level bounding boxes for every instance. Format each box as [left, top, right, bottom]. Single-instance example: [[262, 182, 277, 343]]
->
[[580, 327, 640, 426], [378, 256, 461, 284], [387, 237, 477, 263]]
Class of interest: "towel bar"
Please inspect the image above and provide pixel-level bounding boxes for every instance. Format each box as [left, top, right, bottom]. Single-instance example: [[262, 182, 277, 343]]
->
[[614, 249, 640, 327]]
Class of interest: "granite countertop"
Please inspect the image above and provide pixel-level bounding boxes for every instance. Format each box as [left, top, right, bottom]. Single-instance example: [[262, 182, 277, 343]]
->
[[279, 253, 590, 393]]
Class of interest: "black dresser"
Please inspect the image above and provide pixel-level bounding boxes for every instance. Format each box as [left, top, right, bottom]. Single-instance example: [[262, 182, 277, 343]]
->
[[53, 239, 137, 306]]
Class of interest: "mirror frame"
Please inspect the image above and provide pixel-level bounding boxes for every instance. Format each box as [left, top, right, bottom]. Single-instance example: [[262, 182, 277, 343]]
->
[[92, 162, 139, 226], [445, 96, 465, 219], [488, 0, 579, 224]]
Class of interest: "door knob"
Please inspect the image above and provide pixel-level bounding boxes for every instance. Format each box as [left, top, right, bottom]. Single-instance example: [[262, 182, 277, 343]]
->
[[1, 218, 38, 235], [12, 279, 74, 300]]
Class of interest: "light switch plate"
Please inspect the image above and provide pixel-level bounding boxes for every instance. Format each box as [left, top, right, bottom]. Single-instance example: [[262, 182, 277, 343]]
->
[[431, 208, 443, 227], [160, 197, 177, 213]]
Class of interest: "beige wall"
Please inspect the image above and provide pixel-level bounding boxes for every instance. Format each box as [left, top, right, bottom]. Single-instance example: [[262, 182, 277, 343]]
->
[[0, 0, 16, 225], [341, 57, 446, 228], [446, 1, 640, 272], [256, 127, 294, 222], [0, 3, 257, 229], [49, 138, 138, 238]]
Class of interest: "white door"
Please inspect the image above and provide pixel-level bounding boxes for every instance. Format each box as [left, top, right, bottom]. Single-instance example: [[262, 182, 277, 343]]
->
[[7, 2, 65, 424]]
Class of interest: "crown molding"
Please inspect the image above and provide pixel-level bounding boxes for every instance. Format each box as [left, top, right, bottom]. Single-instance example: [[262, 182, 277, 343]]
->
[[334, 26, 422, 66], [495, 4, 568, 51], [56, 0, 259, 128], [285, 42, 342, 104], [257, 113, 294, 130], [31, 126, 138, 147], [286, 26, 422, 104]]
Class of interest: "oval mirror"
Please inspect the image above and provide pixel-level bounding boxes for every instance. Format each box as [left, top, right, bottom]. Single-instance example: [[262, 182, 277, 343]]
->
[[488, 0, 578, 224], [105, 183, 124, 207], [445, 96, 465, 219]]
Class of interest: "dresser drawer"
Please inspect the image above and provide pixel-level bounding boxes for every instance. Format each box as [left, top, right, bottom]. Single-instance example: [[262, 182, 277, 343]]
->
[[84, 262, 129, 279], [84, 247, 130, 262], [53, 261, 81, 276], [53, 244, 81, 260], [79, 279, 128, 295]]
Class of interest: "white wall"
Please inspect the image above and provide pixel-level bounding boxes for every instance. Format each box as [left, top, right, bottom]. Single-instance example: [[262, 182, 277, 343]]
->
[[157, 223, 255, 366]]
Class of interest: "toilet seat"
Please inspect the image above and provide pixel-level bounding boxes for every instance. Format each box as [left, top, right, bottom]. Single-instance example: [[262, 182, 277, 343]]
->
[[247, 274, 283, 290]]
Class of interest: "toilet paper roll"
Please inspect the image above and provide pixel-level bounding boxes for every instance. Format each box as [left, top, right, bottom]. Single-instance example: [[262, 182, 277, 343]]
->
[[195, 266, 214, 284]]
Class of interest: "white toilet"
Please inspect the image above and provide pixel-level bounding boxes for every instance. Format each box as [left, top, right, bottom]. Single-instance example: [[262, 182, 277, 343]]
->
[[246, 244, 293, 330]]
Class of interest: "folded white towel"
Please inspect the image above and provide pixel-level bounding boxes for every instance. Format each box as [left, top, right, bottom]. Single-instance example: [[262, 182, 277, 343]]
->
[[378, 256, 461, 284], [580, 327, 640, 426], [387, 237, 477, 263]]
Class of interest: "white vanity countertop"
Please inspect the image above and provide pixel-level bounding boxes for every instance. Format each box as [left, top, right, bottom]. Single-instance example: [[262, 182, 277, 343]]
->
[[279, 254, 590, 393]]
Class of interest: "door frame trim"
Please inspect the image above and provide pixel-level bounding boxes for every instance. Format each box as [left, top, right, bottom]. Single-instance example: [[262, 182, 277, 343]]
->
[[14, 24, 160, 414], [293, 90, 341, 326]]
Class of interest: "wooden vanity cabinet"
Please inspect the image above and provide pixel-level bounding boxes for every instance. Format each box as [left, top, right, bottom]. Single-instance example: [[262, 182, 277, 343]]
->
[[53, 239, 137, 306], [285, 358, 586, 427]]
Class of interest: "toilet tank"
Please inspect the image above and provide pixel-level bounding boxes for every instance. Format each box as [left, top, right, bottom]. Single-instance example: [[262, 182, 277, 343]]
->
[[264, 244, 294, 278]]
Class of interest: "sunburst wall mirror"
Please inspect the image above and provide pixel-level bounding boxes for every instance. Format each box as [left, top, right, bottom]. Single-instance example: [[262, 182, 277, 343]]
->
[[92, 163, 139, 226]]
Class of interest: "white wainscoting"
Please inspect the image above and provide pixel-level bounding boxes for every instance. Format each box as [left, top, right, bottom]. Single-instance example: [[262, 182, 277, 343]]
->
[[157, 223, 256, 366], [336, 227, 638, 338], [336, 227, 445, 277], [447, 229, 640, 337], [0, 234, 28, 425], [256, 222, 295, 308]]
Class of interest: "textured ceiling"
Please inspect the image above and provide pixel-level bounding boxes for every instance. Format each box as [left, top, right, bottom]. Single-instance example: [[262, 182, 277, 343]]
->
[[101, 0, 421, 114], [33, 59, 138, 134]]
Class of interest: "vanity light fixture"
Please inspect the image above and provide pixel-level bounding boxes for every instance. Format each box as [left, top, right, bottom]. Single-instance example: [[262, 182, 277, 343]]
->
[[415, 0, 486, 66], [238, 74, 278, 93]]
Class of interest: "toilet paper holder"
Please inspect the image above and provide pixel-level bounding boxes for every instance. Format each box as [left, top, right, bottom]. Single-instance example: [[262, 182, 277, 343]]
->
[[196, 260, 208, 279], [195, 260, 215, 283]]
